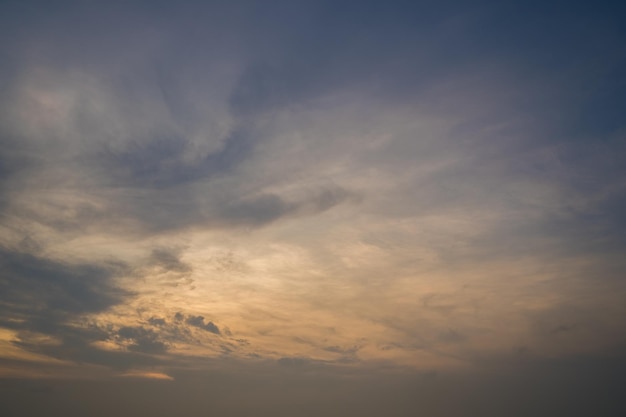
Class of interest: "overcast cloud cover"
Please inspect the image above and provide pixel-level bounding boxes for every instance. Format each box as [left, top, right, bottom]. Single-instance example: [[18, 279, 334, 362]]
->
[[1, 0, 625, 415]]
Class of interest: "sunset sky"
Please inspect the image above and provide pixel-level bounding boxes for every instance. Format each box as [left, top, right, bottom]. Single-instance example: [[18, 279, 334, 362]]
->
[[1, 1, 625, 415]]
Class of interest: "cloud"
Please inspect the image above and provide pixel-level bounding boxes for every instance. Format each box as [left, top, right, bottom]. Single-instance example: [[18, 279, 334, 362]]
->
[[150, 249, 191, 274], [277, 356, 313, 368], [95, 124, 257, 191], [0, 247, 181, 370], [0, 247, 128, 330], [117, 326, 169, 354], [118, 370, 174, 380], [185, 315, 220, 335], [0, 0, 625, 389], [147, 317, 166, 327]]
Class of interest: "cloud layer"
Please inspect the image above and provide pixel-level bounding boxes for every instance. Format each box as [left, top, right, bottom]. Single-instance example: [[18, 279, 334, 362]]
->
[[1, 0, 625, 415]]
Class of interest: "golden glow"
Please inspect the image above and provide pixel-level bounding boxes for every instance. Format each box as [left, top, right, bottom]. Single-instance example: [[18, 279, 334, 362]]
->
[[119, 371, 174, 380]]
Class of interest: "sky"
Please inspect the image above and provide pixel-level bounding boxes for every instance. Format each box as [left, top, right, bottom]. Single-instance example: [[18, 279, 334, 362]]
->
[[1, 0, 625, 415]]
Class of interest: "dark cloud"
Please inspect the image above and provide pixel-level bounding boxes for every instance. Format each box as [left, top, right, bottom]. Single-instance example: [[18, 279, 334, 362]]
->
[[218, 193, 295, 227], [0, 247, 171, 369], [147, 317, 167, 327], [0, 248, 127, 328], [118, 312, 227, 351], [7, 308, 233, 369], [113, 184, 354, 233], [117, 326, 168, 354], [185, 315, 220, 335], [213, 185, 356, 229], [11, 323, 164, 371], [102, 136, 190, 189], [150, 248, 191, 274], [323, 345, 361, 363], [0, 247, 225, 369], [98, 126, 257, 190]]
